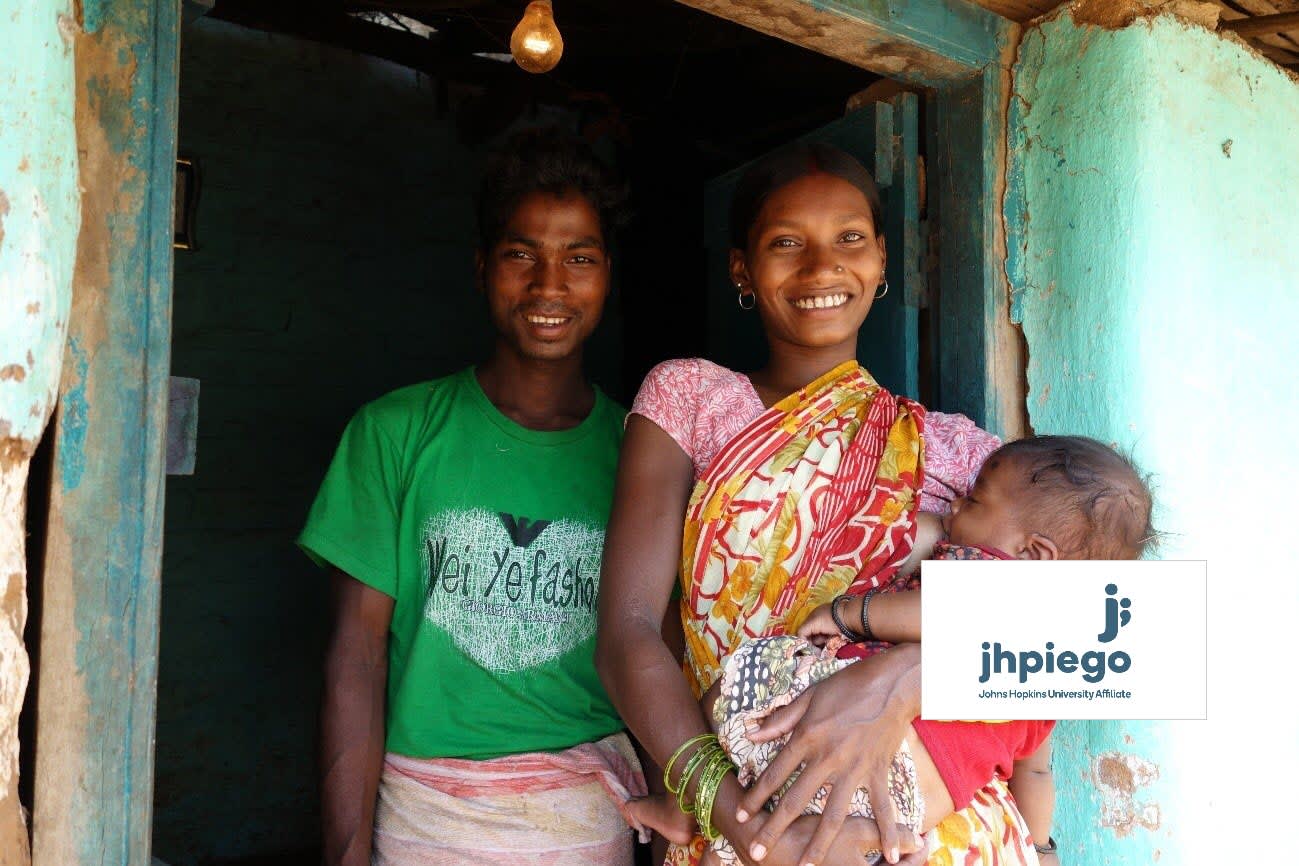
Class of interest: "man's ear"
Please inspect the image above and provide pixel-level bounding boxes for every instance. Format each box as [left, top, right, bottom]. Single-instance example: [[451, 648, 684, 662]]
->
[[475, 250, 486, 293], [1017, 533, 1060, 561]]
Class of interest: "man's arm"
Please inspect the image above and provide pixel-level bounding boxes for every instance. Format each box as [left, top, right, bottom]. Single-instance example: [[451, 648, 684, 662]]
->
[[321, 568, 394, 866]]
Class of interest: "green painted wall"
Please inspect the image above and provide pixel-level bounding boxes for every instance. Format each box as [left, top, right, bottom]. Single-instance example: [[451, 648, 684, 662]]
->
[[0, 0, 79, 856], [156, 18, 620, 864], [0, 0, 78, 445], [1008, 11, 1299, 864]]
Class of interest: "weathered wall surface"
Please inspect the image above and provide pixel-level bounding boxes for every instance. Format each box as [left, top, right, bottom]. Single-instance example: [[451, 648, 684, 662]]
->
[[0, 0, 80, 860], [31, 0, 180, 861], [1008, 10, 1299, 864]]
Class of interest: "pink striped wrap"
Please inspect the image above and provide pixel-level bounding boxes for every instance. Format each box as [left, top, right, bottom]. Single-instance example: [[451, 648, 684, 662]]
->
[[373, 732, 648, 865]]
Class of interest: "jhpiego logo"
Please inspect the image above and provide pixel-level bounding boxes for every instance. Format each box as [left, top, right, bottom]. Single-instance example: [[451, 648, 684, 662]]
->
[[979, 584, 1133, 685], [923, 559, 1207, 720]]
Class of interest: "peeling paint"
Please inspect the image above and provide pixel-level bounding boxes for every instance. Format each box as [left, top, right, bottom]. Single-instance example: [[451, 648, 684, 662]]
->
[[56, 338, 88, 491], [1092, 751, 1161, 835]]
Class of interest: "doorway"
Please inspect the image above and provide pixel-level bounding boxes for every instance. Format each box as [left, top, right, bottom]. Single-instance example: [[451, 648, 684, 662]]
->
[[152, 10, 908, 862], [22, 0, 1023, 863]]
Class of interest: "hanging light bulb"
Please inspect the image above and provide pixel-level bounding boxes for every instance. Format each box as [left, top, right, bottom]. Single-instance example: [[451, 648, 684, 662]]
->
[[510, 0, 563, 74]]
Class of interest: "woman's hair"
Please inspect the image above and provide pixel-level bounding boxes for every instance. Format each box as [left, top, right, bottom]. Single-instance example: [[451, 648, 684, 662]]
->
[[995, 435, 1155, 560], [477, 126, 629, 251], [728, 142, 884, 250]]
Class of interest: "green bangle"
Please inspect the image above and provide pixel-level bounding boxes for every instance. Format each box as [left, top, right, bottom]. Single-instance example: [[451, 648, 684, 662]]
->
[[694, 750, 735, 842], [674, 743, 718, 815], [664, 734, 715, 796]]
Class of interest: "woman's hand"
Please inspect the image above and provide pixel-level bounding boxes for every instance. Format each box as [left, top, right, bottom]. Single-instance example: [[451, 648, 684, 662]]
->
[[738, 816, 925, 866], [736, 644, 922, 866]]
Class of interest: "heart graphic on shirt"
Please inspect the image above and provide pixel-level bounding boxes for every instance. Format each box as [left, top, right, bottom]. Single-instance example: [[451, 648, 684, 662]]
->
[[420, 507, 604, 673]]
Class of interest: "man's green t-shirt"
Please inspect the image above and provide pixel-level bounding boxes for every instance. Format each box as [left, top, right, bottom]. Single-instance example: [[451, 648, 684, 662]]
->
[[299, 367, 626, 759]]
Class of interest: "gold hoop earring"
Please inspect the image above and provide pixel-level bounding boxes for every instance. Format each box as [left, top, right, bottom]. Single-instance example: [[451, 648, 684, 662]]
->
[[874, 279, 889, 300], [736, 285, 756, 310]]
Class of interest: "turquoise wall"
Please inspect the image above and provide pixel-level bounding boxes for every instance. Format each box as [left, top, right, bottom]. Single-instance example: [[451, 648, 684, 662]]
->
[[0, 0, 78, 445], [1009, 11, 1299, 865], [0, 0, 79, 854]]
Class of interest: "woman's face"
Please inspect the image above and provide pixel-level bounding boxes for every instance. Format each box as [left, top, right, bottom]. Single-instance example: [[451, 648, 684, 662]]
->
[[731, 172, 886, 354]]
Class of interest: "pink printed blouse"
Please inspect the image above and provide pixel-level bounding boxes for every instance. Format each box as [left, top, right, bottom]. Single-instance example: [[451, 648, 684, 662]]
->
[[630, 357, 1000, 513]]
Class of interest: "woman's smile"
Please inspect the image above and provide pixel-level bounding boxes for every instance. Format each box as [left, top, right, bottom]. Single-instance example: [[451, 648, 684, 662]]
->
[[791, 291, 853, 311]]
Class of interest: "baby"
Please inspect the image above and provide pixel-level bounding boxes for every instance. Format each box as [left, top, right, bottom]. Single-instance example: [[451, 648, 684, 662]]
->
[[630, 435, 1154, 866]]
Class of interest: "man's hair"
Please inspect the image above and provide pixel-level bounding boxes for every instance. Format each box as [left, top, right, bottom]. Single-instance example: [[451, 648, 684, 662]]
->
[[995, 435, 1155, 560], [477, 127, 629, 251]]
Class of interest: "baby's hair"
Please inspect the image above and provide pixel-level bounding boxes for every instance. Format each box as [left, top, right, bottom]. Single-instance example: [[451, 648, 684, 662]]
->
[[728, 142, 883, 250], [994, 436, 1154, 560]]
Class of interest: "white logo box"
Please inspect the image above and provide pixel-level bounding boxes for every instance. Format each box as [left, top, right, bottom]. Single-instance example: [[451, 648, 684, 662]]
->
[[920, 560, 1207, 720]]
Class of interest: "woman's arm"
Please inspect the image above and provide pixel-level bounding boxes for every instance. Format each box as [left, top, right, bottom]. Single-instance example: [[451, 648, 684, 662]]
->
[[597, 419, 904, 866], [898, 513, 944, 577], [598, 419, 927, 866], [596, 418, 769, 855], [595, 416, 701, 761], [321, 569, 393, 866]]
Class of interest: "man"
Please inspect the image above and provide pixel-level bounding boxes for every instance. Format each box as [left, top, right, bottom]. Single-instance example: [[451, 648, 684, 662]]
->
[[300, 128, 643, 866]]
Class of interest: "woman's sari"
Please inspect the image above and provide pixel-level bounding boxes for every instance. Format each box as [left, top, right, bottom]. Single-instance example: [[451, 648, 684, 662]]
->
[[667, 361, 1036, 866]]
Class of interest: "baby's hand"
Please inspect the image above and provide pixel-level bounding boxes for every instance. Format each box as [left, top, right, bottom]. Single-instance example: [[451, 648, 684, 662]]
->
[[624, 792, 698, 845], [796, 601, 843, 647]]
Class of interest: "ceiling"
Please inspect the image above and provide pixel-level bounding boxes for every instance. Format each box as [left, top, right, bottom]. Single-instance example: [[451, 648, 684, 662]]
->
[[1212, 0, 1299, 67], [207, 0, 1295, 144], [207, 0, 885, 169]]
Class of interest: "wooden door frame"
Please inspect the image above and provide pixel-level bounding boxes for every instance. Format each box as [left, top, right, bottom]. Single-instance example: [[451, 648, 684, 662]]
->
[[30, 0, 180, 863], [22, 2, 1021, 862], [675, 0, 1027, 436]]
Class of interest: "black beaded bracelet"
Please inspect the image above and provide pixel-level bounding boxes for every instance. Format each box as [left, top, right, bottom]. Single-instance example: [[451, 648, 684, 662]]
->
[[829, 595, 864, 641], [1033, 837, 1057, 856], [859, 588, 879, 642]]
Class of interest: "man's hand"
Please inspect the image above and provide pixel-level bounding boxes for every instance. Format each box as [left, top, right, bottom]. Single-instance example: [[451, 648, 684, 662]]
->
[[735, 645, 921, 866]]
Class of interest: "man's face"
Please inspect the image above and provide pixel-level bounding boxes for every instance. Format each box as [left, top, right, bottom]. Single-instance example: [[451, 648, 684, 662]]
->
[[479, 190, 610, 363]]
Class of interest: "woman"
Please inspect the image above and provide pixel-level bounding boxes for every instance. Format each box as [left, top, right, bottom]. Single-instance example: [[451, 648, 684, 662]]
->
[[596, 144, 1037, 866]]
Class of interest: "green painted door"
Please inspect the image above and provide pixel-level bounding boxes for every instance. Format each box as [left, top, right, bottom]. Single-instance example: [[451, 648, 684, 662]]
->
[[703, 93, 923, 398]]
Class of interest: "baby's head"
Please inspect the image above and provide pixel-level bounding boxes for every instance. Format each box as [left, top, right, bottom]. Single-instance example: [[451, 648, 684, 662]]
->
[[944, 436, 1153, 560]]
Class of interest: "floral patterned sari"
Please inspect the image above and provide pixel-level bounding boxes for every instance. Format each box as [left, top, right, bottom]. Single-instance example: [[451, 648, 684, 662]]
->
[[667, 361, 1037, 866]]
